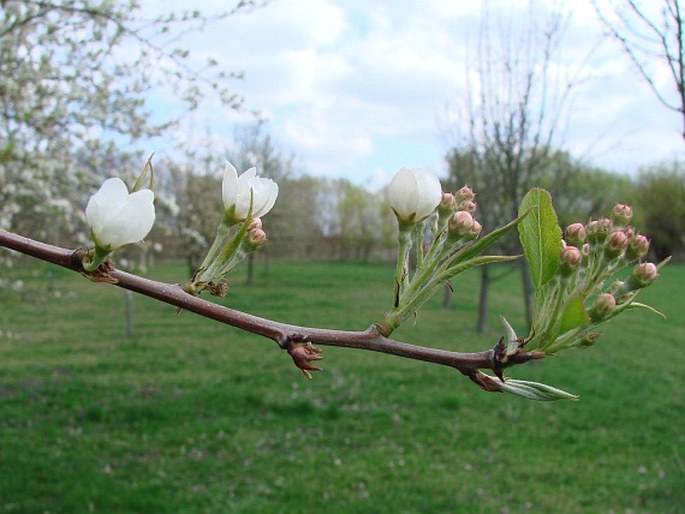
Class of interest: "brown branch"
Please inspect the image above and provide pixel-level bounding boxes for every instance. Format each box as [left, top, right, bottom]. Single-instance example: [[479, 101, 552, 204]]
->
[[0, 229, 514, 384]]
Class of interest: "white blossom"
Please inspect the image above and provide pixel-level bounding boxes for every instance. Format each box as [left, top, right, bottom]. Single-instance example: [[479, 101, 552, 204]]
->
[[85, 177, 155, 249], [387, 167, 442, 222], [222, 162, 279, 221]]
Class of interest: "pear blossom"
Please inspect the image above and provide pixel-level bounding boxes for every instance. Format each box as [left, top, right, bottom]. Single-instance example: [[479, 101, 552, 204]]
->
[[222, 162, 279, 221], [387, 167, 442, 223], [85, 177, 155, 249]]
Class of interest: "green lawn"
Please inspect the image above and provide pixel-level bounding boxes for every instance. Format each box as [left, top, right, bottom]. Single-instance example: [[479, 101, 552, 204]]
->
[[0, 260, 683, 513]]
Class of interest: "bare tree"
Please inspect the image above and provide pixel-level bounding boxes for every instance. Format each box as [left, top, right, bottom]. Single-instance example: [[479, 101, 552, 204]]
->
[[446, 2, 582, 330], [593, 0, 685, 139]]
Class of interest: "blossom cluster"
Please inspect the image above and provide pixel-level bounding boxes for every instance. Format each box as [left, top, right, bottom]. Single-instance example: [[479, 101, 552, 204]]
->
[[530, 203, 664, 354], [81, 160, 278, 288], [379, 167, 513, 336]]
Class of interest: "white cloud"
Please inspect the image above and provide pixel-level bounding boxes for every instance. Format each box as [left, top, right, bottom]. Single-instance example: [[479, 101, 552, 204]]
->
[[139, 0, 685, 187]]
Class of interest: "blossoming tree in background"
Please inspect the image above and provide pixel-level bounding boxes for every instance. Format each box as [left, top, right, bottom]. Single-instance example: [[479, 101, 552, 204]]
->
[[0, 163, 667, 401]]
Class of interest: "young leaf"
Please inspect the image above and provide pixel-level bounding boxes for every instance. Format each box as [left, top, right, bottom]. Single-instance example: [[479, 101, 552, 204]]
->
[[518, 188, 562, 288], [558, 293, 590, 334]]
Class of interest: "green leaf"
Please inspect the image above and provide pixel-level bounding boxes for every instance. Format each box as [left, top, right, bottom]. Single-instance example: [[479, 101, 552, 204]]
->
[[497, 377, 579, 401], [558, 293, 590, 334], [518, 188, 562, 288], [624, 302, 666, 319]]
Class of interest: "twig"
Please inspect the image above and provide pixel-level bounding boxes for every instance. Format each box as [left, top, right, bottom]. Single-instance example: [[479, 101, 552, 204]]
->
[[0, 229, 534, 386]]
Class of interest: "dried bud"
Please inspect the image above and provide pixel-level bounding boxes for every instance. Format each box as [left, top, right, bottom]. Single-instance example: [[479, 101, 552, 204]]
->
[[626, 262, 658, 290], [625, 234, 650, 261], [560, 245, 583, 276], [579, 331, 602, 347], [447, 210, 474, 240], [455, 185, 475, 203], [587, 217, 612, 244], [604, 230, 629, 259], [288, 341, 324, 379], [590, 293, 616, 322], [611, 203, 633, 226], [565, 223, 587, 247]]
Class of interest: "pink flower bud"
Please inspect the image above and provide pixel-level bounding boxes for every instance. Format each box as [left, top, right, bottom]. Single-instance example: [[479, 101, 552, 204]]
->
[[590, 293, 616, 321], [604, 230, 629, 259], [438, 192, 457, 215], [565, 223, 586, 247], [468, 219, 483, 240], [587, 217, 612, 244], [247, 228, 267, 248], [560, 245, 583, 276], [248, 217, 263, 231], [458, 199, 477, 214], [611, 203, 633, 226], [625, 234, 650, 261], [455, 185, 475, 203], [448, 210, 474, 239], [627, 262, 658, 289]]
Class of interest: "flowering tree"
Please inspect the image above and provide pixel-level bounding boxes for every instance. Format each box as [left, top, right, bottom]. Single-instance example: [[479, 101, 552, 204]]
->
[[0, 163, 667, 401], [0, 0, 254, 265]]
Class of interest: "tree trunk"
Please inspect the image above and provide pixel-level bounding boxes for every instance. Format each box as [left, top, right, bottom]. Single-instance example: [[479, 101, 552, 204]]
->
[[476, 265, 490, 332]]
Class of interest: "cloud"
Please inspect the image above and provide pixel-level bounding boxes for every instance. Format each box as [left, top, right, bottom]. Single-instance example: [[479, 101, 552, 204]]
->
[[141, 0, 685, 187]]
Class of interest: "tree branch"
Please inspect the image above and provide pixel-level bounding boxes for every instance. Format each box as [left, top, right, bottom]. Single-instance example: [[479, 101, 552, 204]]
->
[[1, 229, 516, 385]]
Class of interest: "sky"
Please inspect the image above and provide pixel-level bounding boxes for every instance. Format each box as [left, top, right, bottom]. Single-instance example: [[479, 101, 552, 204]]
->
[[142, 0, 685, 189]]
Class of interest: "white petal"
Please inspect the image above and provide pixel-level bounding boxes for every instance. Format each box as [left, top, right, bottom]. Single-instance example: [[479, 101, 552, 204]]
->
[[255, 179, 279, 218], [222, 162, 239, 209], [85, 178, 129, 243], [235, 168, 258, 218], [414, 169, 442, 219]]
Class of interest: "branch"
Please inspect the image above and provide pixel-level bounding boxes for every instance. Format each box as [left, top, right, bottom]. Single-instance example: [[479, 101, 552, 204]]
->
[[1, 229, 527, 386]]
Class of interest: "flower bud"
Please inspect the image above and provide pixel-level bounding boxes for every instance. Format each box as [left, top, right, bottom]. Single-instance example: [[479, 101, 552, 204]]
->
[[458, 199, 477, 215], [589, 293, 616, 322], [611, 203, 633, 226], [565, 223, 586, 247], [625, 234, 650, 261], [223, 162, 279, 222], [468, 220, 483, 240], [604, 230, 629, 260], [248, 217, 263, 232], [626, 262, 658, 290], [447, 210, 474, 240], [85, 177, 155, 250], [247, 228, 267, 248], [587, 217, 612, 244], [438, 192, 457, 216], [579, 331, 601, 347], [560, 245, 583, 276], [455, 185, 475, 203], [387, 167, 442, 223]]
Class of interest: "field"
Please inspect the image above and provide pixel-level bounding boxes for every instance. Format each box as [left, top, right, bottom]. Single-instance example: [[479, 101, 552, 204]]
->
[[0, 260, 683, 513]]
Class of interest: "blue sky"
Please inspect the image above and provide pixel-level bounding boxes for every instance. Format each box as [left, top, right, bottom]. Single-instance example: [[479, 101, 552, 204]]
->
[[143, 0, 684, 188]]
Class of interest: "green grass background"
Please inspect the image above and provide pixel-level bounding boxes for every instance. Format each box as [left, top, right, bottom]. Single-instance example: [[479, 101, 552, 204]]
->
[[1, 260, 683, 513]]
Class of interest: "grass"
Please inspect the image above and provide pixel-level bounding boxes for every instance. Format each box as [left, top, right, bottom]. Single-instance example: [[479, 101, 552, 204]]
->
[[0, 259, 684, 513]]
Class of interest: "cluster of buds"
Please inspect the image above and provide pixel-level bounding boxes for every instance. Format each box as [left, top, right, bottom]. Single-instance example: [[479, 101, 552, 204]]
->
[[444, 186, 482, 243], [184, 161, 278, 296], [531, 202, 664, 354], [379, 169, 517, 336]]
